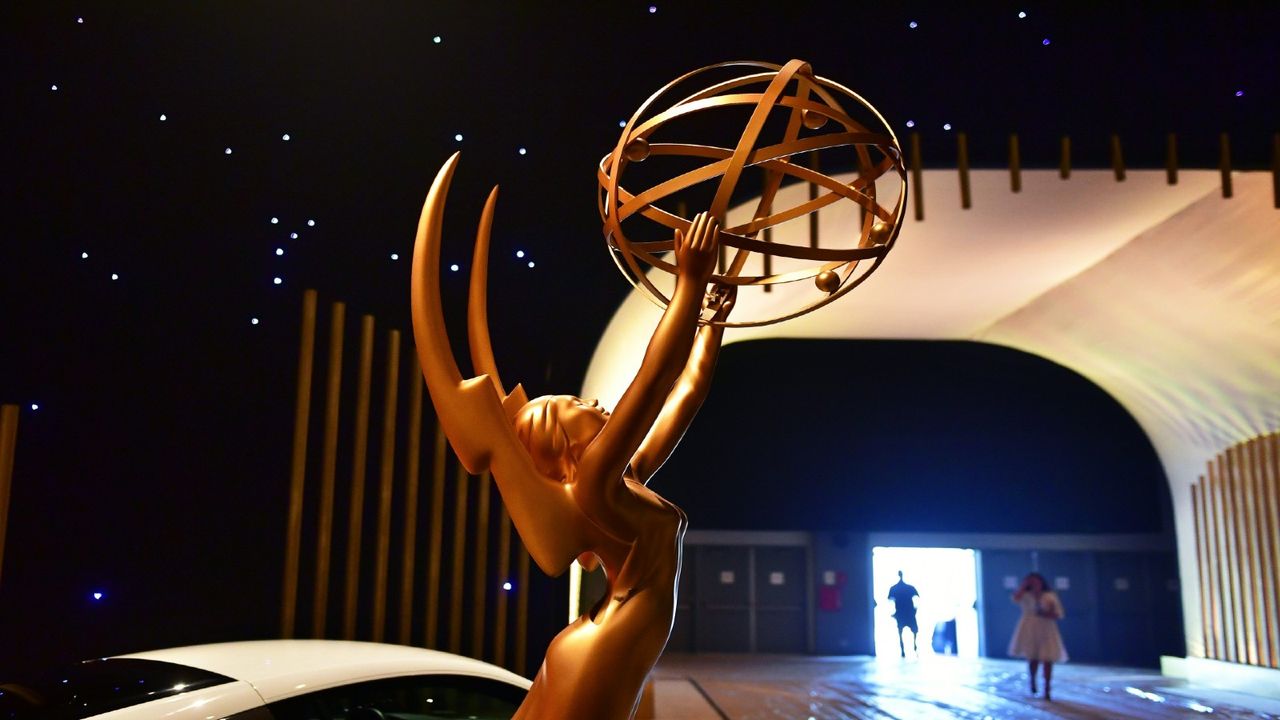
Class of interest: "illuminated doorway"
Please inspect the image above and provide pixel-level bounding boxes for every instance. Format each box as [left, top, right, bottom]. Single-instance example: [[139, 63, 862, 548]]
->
[[872, 546, 980, 659]]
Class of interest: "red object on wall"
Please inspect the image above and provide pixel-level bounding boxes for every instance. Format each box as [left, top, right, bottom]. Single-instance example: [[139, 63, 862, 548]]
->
[[819, 586, 842, 612]]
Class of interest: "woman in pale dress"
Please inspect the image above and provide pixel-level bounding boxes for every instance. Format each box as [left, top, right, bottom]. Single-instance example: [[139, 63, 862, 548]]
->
[[1008, 572, 1067, 700]]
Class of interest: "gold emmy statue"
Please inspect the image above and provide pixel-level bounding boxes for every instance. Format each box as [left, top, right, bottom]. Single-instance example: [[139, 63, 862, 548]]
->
[[411, 59, 904, 719]]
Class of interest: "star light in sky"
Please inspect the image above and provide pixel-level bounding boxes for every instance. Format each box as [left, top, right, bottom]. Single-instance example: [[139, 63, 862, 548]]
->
[[516, 250, 525, 258], [449, 264, 460, 272], [224, 147, 232, 155], [31, 404, 39, 411], [271, 217, 279, 224], [1019, 11, 1027, 19], [454, 133, 463, 142], [251, 318, 260, 325], [909, 21, 918, 29], [519, 147, 527, 155], [943, 123, 952, 131], [159, 114, 167, 121], [290, 232, 298, 239], [81, 252, 88, 259], [906, 120, 915, 128], [433, 35, 441, 43], [390, 253, 399, 260], [111, 273, 119, 280], [51, 84, 58, 91], [307, 219, 315, 226], [282, 133, 291, 141], [275, 248, 284, 256], [273, 277, 282, 285]]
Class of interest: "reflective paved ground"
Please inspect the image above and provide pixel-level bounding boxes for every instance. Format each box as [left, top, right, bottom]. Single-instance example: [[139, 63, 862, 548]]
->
[[651, 655, 1279, 720]]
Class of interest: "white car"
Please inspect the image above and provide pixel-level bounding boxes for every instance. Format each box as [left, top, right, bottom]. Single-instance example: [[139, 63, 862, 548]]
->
[[0, 640, 530, 719]]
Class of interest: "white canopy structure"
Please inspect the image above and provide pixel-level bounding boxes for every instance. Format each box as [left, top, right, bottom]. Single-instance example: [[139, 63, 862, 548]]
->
[[581, 168, 1280, 663]]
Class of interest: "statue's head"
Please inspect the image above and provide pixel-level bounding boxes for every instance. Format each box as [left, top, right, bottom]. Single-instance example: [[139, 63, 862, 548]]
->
[[514, 395, 609, 480]]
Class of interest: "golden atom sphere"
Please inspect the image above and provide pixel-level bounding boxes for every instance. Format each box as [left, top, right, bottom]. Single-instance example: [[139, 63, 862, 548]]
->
[[598, 59, 908, 327]]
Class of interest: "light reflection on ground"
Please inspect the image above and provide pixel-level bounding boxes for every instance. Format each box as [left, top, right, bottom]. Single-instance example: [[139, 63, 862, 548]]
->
[[654, 654, 1278, 719]]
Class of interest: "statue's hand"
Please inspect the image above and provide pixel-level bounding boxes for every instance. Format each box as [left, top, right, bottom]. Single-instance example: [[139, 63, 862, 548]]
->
[[706, 282, 737, 322], [674, 211, 719, 286]]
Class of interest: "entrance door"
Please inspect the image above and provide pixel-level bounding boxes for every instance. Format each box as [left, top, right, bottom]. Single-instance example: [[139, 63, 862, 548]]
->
[[694, 545, 751, 652], [754, 546, 807, 653]]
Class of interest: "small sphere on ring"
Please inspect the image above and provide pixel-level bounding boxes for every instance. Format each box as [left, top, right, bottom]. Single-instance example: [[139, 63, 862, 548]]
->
[[624, 137, 651, 162], [815, 270, 841, 293], [869, 221, 893, 245], [802, 109, 828, 130]]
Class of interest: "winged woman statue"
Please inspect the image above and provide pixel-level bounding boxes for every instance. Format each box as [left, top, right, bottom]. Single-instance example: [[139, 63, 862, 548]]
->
[[410, 153, 734, 719]]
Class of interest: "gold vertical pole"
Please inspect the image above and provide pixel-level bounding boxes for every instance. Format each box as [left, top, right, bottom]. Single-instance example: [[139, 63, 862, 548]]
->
[[1247, 439, 1276, 667], [472, 472, 492, 658], [312, 301, 345, 638], [1059, 136, 1071, 179], [1228, 446, 1257, 664], [1166, 133, 1179, 185], [1220, 132, 1233, 199], [493, 507, 512, 667], [807, 152, 820, 248], [281, 289, 317, 639], [1008, 133, 1022, 193], [909, 132, 923, 222], [343, 314, 376, 640], [1271, 133, 1280, 209], [398, 376, 424, 645], [1209, 457, 1236, 662], [424, 425, 447, 648], [1110, 134, 1126, 181], [449, 464, 469, 654], [957, 132, 971, 209], [1205, 463, 1224, 659], [1193, 482, 1212, 658], [515, 546, 530, 676], [0, 404, 19, 589], [1264, 434, 1280, 666], [1221, 454, 1245, 661], [371, 329, 401, 643]]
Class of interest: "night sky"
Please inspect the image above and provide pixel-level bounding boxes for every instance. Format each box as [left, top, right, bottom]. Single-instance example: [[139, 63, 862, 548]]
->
[[1, 2, 1276, 673]]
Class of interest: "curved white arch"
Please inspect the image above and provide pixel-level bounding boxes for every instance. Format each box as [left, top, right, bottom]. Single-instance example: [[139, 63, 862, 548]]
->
[[582, 168, 1280, 658]]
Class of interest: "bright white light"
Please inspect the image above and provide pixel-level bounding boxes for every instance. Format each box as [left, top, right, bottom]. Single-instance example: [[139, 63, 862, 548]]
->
[[618, 120, 626, 128], [282, 133, 291, 141], [51, 84, 59, 91], [290, 232, 298, 239], [224, 147, 232, 155], [273, 277, 282, 285], [1042, 38, 1050, 45], [648, 5, 657, 12], [908, 20, 918, 28], [91, 591, 103, 600], [111, 273, 119, 280], [454, 133, 463, 142], [275, 248, 284, 256], [516, 250, 525, 258], [943, 123, 952, 131], [77, 17, 84, 23], [159, 114, 167, 121], [527, 261, 535, 268], [1018, 11, 1026, 18], [502, 581, 512, 591], [433, 35, 442, 43], [31, 404, 39, 411], [449, 263, 460, 272], [81, 252, 89, 259], [518, 147, 527, 155], [905, 120, 915, 128], [271, 217, 279, 224], [307, 219, 315, 226], [390, 253, 399, 260], [251, 318, 260, 325], [1188, 702, 1214, 713], [173, 684, 186, 692], [1235, 90, 1244, 97], [872, 546, 979, 661]]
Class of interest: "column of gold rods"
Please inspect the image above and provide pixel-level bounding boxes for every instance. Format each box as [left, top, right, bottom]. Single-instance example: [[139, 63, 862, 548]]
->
[[397, 377, 424, 645], [281, 289, 317, 638], [312, 302, 345, 637], [1196, 431, 1280, 668], [276, 292, 607, 673], [0, 404, 19, 590], [370, 329, 401, 642], [342, 314, 376, 640]]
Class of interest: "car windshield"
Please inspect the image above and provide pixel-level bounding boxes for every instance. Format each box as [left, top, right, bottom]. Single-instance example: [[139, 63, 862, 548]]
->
[[0, 658, 233, 719]]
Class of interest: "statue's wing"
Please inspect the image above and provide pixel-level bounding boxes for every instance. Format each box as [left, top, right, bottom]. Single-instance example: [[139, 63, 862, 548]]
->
[[411, 152, 584, 577], [467, 185, 530, 417]]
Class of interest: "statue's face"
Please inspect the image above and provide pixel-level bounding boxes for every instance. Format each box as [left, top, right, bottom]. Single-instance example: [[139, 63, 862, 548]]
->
[[554, 396, 609, 451]]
